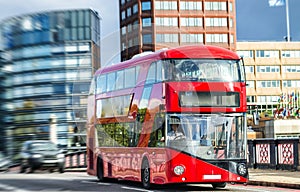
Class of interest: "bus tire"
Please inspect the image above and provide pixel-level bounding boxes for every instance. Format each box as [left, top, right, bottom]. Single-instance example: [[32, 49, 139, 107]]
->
[[141, 159, 151, 189], [97, 157, 105, 182], [212, 182, 226, 189]]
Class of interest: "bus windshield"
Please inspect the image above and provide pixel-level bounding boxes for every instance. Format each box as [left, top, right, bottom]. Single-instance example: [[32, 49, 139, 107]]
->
[[163, 59, 244, 82], [166, 114, 246, 160]]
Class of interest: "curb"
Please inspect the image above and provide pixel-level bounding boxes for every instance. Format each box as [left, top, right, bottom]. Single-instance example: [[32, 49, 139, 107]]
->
[[248, 180, 300, 190]]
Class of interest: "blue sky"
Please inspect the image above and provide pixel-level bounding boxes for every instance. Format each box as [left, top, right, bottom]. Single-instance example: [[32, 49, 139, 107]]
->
[[236, 0, 300, 41], [0, 0, 299, 64]]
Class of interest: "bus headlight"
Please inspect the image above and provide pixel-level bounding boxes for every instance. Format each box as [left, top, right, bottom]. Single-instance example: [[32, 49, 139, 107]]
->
[[174, 165, 185, 176], [237, 163, 247, 176]]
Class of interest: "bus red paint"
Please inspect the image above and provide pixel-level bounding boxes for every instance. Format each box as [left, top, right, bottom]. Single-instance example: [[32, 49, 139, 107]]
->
[[86, 45, 248, 189]]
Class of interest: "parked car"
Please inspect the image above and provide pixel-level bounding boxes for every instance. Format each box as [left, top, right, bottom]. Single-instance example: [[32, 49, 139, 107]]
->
[[0, 152, 11, 172], [19, 140, 65, 173]]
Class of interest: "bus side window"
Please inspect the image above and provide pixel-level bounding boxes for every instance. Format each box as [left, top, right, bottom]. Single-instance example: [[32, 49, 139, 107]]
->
[[148, 115, 165, 147]]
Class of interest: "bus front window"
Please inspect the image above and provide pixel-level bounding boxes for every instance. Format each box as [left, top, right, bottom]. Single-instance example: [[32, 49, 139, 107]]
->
[[163, 59, 242, 82], [166, 114, 246, 160]]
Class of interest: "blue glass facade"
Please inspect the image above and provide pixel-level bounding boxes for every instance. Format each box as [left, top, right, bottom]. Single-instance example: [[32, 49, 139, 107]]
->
[[0, 9, 101, 157]]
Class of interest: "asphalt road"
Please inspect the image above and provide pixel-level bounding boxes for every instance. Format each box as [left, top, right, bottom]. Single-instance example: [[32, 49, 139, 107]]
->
[[0, 170, 298, 192]]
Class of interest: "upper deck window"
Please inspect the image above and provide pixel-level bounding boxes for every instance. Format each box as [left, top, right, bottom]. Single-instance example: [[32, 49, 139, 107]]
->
[[163, 59, 243, 82]]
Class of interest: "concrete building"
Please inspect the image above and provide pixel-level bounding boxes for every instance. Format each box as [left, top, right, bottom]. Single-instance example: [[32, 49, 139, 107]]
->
[[237, 41, 300, 139], [119, 0, 236, 61], [237, 41, 300, 116], [0, 8, 101, 157]]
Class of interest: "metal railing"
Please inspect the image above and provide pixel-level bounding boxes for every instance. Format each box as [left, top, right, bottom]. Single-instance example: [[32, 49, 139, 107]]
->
[[248, 138, 300, 171]]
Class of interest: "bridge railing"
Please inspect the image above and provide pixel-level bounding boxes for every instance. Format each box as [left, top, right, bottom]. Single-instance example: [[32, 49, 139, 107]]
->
[[248, 138, 300, 171], [64, 150, 87, 169]]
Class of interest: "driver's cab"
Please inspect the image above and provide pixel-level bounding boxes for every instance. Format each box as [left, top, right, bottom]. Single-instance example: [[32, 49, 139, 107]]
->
[[165, 115, 215, 159]]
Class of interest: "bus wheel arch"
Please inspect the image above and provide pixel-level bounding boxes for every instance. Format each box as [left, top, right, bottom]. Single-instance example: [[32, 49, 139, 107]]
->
[[97, 156, 105, 182], [141, 157, 151, 189]]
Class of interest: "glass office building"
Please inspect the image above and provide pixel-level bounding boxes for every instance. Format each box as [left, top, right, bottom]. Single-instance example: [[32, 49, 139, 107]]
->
[[0, 8, 101, 157]]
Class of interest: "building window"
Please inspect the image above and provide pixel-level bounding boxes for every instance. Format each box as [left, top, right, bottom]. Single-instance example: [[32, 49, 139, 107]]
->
[[237, 50, 253, 58], [229, 2, 233, 12], [127, 7, 132, 17], [133, 4, 138, 14], [181, 34, 203, 43], [281, 50, 300, 58], [205, 1, 227, 11], [156, 17, 178, 27], [257, 66, 280, 73], [156, 34, 178, 43], [155, 1, 177, 10], [246, 80, 255, 88], [257, 96, 279, 103], [142, 18, 152, 27], [205, 18, 227, 27], [257, 80, 280, 88], [229, 18, 233, 28], [247, 96, 255, 103], [121, 26, 126, 35], [142, 34, 152, 44], [283, 65, 300, 72], [142, 1, 151, 11], [256, 50, 279, 58], [283, 80, 300, 87], [206, 34, 227, 43], [245, 66, 254, 73], [121, 11, 126, 20], [180, 17, 202, 27], [180, 1, 202, 10]]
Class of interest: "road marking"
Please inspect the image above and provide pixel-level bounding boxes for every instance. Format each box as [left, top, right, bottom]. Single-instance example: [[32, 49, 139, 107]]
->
[[121, 186, 153, 192], [0, 183, 30, 192], [81, 180, 111, 186]]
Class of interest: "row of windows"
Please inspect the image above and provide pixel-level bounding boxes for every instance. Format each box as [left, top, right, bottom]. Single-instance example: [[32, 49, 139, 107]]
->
[[12, 70, 91, 86], [154, 1, 231, 11], [121, 21, 139, 35], [237, 50, 300, 58], [257, 80, 280, 88], [14, 111, 74, 123], [9, 43, 91, 60], [257, 96, 281, 103], [2, 10, 92, 34], [8, 96, 86, 111], [247, 80, 300, 88], [6, 84, 89, 99], [11, 56, 91, 73], [245, 65, 300, 73], [4, 27, 92, 48], [94, 60, 164, 95], [5, 43, 91, 60], [121, 1, 232, 21], [153, 17, 232, 27], [156, 33, 204, 43], [137, 33, 232, 45], [96, 66, 140, 94]]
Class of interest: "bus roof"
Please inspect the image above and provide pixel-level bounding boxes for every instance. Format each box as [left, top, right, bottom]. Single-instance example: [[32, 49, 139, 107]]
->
[[95, 45, 239, 75]]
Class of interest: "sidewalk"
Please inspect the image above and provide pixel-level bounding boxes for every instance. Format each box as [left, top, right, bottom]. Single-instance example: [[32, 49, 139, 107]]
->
[[248, 168, 300, 189]]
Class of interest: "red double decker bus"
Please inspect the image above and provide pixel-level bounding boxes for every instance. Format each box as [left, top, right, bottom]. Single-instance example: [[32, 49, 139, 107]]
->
[[86, 45, 248, 189]]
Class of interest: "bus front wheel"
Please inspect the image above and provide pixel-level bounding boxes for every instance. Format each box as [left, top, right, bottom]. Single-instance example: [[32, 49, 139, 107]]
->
[[141, 159, 151, 189], [212, 182, 226, 189]]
